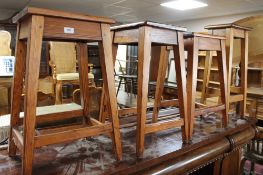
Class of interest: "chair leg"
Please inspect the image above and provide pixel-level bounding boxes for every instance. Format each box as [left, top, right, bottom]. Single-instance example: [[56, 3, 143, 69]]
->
[[9, 38, 26, 157], [55, 81, 63, 104], [99, 23, 122, 161], [136, 26, 152, 157], [186, 36, 199, 141], [117, 77, 123, 95], [217, 40, 228, 127], [22, 15, 44, 175]]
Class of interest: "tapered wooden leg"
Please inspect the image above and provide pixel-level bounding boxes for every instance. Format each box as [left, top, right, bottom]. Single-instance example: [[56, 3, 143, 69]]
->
[[200, 51, 212, 104], [136, 26, 151, 157], [186, 37, 199, 140], [217, 40, 228, 127], [226, 29, 234, 114], [77, 43, 91, 124], [152, 46, 169, 123], [55, 81, 62, 104], [174, 32, 189, 142], [99, 23, 122, 160], [22, 15, 44, 175], [240, 31, 248, 117], [9, 24, 26, 157], [99, 44, 118, 122]]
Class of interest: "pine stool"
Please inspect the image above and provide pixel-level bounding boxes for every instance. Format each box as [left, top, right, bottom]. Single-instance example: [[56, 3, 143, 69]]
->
[[185, 33, 228, 140], [110, 21, 189, 157], [205, 23, 251, 117], [9, 7, 122, 175]]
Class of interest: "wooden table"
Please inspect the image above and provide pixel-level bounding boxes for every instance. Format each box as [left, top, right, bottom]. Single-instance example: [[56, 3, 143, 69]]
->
[[0, 114, 257, 175]]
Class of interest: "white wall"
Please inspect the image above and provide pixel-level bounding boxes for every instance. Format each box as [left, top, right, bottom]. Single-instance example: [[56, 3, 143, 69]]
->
[[173, 10, 263, 32]]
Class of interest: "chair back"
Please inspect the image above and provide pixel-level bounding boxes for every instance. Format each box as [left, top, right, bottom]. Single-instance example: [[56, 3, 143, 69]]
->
[[0, 30, 11, 56], [49, 42, 77, 74]]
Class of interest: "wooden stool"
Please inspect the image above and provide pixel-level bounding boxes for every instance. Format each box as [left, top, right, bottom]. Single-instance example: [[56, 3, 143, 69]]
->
[[205, 23, 252, 117], [185, 33, 228, 140], [110, 21, 189, 157], [9, 7, 122, 175]]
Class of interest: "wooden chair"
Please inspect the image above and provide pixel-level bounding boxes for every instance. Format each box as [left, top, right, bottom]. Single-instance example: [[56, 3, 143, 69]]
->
[[205, 24, 251, 117], [8, 7, 122, 175], [48, 41, 79, 104], [185, 33, 228, 140], [110, 21, 189, 157], [0, 30, 11, 56], [0, 30, 12, 107]]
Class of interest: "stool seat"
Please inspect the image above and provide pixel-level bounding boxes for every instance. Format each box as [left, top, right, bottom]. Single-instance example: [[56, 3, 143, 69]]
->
[[205, 23, 252, 31], [111, 21, 187, 32]]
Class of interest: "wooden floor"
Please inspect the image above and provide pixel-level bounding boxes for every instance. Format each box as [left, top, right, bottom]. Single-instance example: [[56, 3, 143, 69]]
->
[[0, 109, 250, 175]]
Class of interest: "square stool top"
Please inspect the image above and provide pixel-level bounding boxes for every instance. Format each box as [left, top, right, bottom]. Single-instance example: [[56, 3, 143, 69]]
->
[[111, 21, 187, 32], [13, 6, 115, 24], [184, 32, 226, 40], [205, 23, 252, 31]]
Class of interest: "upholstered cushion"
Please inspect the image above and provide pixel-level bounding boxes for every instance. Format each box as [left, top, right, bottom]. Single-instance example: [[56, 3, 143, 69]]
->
[[56, 73, 94, 81], [38, 76, 54, 95], [0, 31, 11, 56], [56, 73, 79, 81]]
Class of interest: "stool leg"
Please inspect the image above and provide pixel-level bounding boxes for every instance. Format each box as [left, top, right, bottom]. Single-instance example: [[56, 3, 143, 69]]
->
[[136, 26, 151, 157], [240, 31, 248, 117], [187, 37, 199, 140], [200, 51, 212, 104], [77, 43, 91, 124], [99, 23, 122, 160], [227, 29, 234, 114], [9, 32, 26, 157], [22, 15, 44, 175], [152, 46, 169, 123], [99, 44, 118, 123], [217, 40, 228, 127]]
